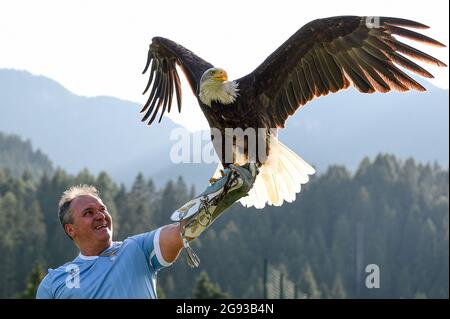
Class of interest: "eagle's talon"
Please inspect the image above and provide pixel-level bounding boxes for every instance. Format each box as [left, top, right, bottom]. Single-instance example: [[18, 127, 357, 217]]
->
[[209, 177, 219, 184], [209, 169, 227, 184]]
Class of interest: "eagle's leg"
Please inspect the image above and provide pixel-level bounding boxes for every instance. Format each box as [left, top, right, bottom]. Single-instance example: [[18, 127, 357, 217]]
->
[[209, 161, 261, 184]]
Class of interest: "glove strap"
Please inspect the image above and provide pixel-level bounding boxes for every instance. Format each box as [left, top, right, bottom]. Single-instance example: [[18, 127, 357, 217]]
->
[[180, 226, 201, 268]]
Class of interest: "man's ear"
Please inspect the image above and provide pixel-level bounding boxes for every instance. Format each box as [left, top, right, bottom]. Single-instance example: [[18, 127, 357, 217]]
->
[[65, 224, 75, 240]]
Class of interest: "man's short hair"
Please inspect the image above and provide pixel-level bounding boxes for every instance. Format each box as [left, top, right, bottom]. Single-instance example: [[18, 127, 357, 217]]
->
[[58, 185, 100, 238]]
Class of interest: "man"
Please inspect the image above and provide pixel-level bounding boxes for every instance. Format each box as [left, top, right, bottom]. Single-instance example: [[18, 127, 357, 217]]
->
[[36, 164, 257, 298]]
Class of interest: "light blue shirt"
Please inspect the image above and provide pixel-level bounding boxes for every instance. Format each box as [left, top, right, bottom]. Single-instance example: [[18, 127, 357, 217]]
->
[[36, 228, 172, 299]]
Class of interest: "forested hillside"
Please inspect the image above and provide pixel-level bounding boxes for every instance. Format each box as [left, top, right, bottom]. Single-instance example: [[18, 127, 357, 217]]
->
[[0, 153, 447, 298], [0, 132, 53, 179]]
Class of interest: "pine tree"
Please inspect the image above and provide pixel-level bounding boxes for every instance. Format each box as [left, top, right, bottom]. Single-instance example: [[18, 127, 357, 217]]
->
[[0, 192, 20, 297], [299, 264, 322, 299], [117, 173, 155, 238], [17, 262, 46, 299], [330, 273, 347, 299], [192, 271, 230, 299]]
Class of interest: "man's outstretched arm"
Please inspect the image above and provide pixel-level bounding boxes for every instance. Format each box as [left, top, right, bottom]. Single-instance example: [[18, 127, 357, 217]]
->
[[158, 163, 258, 265]]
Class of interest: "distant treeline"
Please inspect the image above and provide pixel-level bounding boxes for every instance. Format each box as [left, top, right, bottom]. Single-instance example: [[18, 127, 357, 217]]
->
[[0, 132, 53, 180], [0, 152, 448, 298]]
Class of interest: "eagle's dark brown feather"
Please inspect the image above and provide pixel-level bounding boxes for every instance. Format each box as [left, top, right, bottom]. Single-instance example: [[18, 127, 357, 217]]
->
[[234, 16, 446, 128]]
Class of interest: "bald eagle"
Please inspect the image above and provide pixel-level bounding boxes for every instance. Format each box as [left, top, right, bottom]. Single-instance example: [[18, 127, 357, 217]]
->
[[141, 16, 446, 209]]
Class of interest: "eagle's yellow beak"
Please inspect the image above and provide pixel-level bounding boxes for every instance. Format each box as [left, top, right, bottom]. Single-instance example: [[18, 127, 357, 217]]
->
[[213, 70, 228, 82]]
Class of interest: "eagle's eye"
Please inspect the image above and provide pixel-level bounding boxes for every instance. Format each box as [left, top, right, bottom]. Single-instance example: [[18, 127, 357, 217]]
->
[[209, 70, 215, 75]]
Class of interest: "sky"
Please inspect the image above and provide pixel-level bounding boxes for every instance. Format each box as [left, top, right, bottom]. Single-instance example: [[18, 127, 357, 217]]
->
[[0, 0, 448, 131]]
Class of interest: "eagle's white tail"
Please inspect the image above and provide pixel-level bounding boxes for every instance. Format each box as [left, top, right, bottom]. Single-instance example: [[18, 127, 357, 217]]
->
[[213, 139, 315, 209]]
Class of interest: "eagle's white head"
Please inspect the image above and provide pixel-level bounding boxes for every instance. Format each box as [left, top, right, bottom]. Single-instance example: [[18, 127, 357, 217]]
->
[[199, 67, 239, 106]]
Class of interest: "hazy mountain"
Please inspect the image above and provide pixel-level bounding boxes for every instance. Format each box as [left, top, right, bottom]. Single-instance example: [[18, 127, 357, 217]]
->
[[0, 69, 182, 186], [0, 68, 448, 189]]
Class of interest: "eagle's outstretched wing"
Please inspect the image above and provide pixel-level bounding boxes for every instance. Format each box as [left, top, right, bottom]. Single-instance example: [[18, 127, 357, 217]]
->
[[238, 16, 447, 128], [141, 37, 213, 125]]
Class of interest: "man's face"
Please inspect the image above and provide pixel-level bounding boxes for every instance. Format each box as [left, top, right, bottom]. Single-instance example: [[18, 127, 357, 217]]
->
[[66, 195, 113, 252]]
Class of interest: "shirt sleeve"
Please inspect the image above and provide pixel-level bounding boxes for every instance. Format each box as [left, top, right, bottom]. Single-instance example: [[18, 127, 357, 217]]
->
[[36, 273, 53, 299], [130, 227, 173, 272]]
